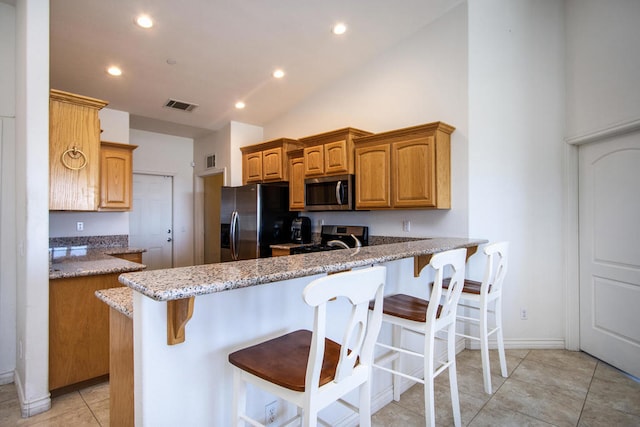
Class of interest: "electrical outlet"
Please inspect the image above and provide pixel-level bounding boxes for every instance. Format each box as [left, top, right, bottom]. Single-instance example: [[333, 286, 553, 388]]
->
[[265, 401, 278, 426], [76, 221, 84, 231], [520, 308, 528, 320], [402, 220, 411, 232]]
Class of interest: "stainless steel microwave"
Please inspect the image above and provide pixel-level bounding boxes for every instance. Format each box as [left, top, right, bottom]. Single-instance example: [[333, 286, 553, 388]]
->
[[304, 174, 354, 211]]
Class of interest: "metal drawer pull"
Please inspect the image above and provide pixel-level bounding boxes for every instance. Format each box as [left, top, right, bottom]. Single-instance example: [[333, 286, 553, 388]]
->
[[61, 146, 88, 170]]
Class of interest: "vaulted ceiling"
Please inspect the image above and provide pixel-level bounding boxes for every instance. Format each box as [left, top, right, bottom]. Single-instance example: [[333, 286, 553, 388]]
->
[[50, 0, 461, 138]]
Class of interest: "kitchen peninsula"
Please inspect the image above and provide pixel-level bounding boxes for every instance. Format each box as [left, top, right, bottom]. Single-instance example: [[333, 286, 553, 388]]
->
[[100, 237, 485, 426]]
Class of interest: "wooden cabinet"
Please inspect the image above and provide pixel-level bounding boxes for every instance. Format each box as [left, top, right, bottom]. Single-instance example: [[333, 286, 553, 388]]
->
[[354, 143, 392, 209], [354, 122, 454, 210], [288, 149, 305, 211], [241, 138, 302, 184], [100, 142, 137, 211], [49, 89, 108, 211], [110, 251, 143, 264], [299, 128, 372, 177], [49, 273, 122, 391]]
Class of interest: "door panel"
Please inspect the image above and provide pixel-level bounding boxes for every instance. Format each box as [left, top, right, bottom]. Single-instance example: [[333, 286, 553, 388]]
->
[[579, 133, 640, 378], [130, 174, 173, 270]]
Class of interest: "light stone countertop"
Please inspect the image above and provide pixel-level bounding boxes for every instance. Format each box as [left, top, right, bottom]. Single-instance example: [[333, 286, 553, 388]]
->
[[95, 287, 134, 319], [49, 247, 147, 280], [119, 237, 486, 302]]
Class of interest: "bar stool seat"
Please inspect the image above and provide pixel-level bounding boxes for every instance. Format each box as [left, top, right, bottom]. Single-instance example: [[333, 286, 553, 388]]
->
[[229, 330, 341, 392]]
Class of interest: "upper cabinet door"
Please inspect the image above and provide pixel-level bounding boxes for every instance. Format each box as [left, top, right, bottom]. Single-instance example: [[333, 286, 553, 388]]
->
[[289, 153, 305, 211], [262, 147, 284, 182], [243, 151, 263, 183], [355, 143, 391, 209], [392, 137, 436, 208], [324, 140, 349, 175], [303, 145, 324, 176], [100, 142, 137, 211], [49, 89, 107, 211]]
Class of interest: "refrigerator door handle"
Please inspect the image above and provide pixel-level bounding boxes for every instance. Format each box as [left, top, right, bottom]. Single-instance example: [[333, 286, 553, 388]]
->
[[230, 210, 239, 260]]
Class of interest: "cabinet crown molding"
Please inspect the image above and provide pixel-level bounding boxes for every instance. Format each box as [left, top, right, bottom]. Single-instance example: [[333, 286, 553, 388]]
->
[[50, 89, 108, 110], [353, 121, 455, 144], [298, 127, 373, 145], [240, 138, 300, 153]]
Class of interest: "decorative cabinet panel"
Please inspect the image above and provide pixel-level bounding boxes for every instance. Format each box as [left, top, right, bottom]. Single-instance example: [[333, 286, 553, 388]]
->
[[49, 89, 108, 211], [240, 138, 301, 184], [299, 128, 372, 178], [354, 122, 454, 210], [288, 149, 305, 211], [100, 142, 137, 211]]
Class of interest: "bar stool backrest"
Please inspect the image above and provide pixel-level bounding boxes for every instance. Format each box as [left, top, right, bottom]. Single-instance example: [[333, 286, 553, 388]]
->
[[303, 266, 386, 388], [481, 242, 509, 297], [430, 248, 467, 328]]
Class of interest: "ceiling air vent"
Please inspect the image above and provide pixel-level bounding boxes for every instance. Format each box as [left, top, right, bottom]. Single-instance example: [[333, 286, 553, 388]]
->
[[164, 98, 198, 112]]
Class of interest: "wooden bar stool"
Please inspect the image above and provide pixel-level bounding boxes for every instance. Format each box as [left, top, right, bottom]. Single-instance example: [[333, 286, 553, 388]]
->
[[228, 266, 386, 427], [445, 241, 509, 394], [370, 248, 467, 427]]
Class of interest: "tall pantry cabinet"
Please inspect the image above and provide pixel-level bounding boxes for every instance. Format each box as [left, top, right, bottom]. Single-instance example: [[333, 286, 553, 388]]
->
[[49, 89, 108, 210]]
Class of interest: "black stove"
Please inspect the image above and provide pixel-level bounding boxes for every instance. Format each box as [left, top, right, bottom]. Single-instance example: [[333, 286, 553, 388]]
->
[[290, 225, 368, 255]]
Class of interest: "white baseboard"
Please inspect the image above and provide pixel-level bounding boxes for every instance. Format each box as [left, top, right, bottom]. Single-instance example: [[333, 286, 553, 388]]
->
[[14, 372, 51, 418], [465, 338, 566, 350], [0, 370, 14, 385]]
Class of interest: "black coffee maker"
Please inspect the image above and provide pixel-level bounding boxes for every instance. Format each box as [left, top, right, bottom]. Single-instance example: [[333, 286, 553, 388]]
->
[[290, 216, 312, 243]]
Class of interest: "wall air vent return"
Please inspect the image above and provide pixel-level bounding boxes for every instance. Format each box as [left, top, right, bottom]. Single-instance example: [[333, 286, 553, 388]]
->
[[164, 98, 199, 112], [206, 154, 216, 169]]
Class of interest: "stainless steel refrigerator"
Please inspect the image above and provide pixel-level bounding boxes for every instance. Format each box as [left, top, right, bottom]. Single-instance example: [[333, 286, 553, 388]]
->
[[220, 183, 296, 261]]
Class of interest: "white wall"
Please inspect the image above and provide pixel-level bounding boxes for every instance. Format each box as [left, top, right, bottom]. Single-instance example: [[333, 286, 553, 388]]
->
[[468, 0, 566, 345], [264, 3, 469, 238], [565, 0, 640, 140], [48, 107, 131, 238], [0, 2, 17, 386], [229, 121, 264, 186], [14, 0, 51, 416], [130, 129, 195, 267]]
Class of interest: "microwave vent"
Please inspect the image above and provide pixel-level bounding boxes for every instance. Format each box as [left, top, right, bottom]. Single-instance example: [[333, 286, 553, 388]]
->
[[206, 154, 216, 169], [164, 98, 198, 112]]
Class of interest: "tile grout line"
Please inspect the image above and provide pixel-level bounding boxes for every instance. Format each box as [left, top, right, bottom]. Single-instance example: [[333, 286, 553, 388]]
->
[[78, 391, 104, 427], [464, 352, 528, 426]]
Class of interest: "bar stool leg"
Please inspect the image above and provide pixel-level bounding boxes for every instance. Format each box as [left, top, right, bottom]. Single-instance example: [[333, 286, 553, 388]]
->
[[232, 371, 245, 427], [495, 298, 508, 377], [447, 323, 461, 427], [392, 324, 403, 401], [480, 298, 492, 394], [423, 329, 437, 427]]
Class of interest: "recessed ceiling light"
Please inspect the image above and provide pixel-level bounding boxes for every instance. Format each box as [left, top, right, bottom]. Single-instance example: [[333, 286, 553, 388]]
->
[[235, 101, 246, 109], [273, 69, 285, 79], [135, 15, 153, 29], [332, 22, 347, 35], [107, 66, 122, 76]]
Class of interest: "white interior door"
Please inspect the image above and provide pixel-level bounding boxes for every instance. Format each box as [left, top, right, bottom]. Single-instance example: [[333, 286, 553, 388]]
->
[[130, 174, 173, 270], [579, 132, 640, 378]]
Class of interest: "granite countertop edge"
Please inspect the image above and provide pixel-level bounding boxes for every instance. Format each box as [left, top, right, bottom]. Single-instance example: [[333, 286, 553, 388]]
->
[[49, 247, 147, 280], [119, 237, 487, 302], [95, 287, 133, 319]]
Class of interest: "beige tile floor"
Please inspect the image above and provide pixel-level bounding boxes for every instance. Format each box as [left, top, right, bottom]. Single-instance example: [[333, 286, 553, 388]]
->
[[0, 349, 639, 426]]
